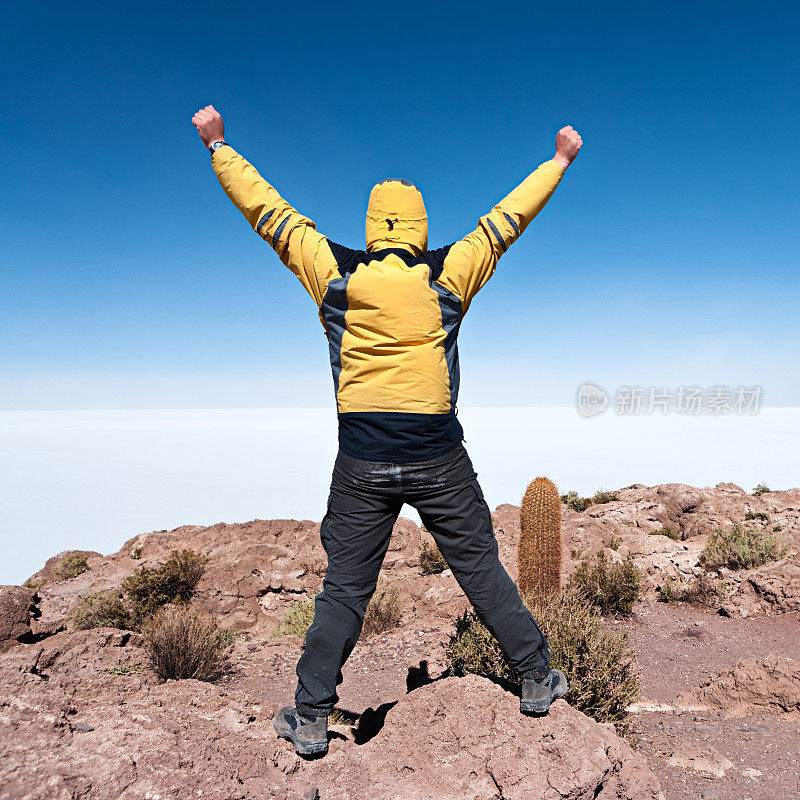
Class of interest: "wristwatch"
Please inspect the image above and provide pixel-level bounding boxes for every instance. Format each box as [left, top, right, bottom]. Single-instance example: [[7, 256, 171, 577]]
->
[[208, 140, 228, 156]]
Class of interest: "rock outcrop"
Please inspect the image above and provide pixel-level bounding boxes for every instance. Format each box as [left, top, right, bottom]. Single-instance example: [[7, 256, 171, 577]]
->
[[0, 585, 37, 651], [0, 630, 663, 800], [675, 655, 800, 717], [4, 480, 800, 798]]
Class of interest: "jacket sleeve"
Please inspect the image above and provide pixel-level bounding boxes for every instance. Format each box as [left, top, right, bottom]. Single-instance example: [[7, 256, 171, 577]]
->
[[436, 159, 566, 312], [210, 144, 339, 306]]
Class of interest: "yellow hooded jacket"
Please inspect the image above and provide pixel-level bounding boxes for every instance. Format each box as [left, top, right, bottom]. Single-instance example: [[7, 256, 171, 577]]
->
[[211, 144, 565, 461]]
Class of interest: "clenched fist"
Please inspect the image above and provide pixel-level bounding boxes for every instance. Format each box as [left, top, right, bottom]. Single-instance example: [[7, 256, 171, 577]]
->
[[192, 105, 225, 150], [554, 125, 583, 169]]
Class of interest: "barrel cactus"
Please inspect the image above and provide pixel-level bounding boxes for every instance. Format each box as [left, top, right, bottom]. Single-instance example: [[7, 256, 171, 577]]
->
[[519, 477, 563, 600]]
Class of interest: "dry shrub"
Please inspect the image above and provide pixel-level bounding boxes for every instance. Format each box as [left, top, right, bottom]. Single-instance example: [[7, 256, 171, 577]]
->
[[588, 490, 619, 506], [301, 560, 327, 577], [142, 604, 232, 681], [649, 526, 683, 541], [560, 491, 588, 512], [272, 599, 316, 638], [657, 572, 731, 606], [53, 552, 90, 580], [362, 582, 401, 637], [271, 583, 402, 640], [419, 540, 448, 575], [447, 589, 639, 735], [70, 590, 131, 630], [122, 549, 209, 625], [566, 550, 642, 616], [699, 525, 789, 571]]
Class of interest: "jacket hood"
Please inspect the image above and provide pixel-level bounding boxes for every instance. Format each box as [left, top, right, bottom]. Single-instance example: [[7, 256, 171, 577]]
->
[[365, 178, 428, 255]]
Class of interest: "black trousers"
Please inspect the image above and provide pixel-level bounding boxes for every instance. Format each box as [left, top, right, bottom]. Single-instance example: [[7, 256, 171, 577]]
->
[[294, 443, 551, 717]]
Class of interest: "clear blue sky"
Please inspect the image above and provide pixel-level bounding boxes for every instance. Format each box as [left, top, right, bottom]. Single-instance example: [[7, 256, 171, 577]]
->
[[2, 1, 798, 409]]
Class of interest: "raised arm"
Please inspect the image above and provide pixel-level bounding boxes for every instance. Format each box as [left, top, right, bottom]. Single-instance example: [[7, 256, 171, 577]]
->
[[436, 126, 583, 312], [191, 105, 338, 307]]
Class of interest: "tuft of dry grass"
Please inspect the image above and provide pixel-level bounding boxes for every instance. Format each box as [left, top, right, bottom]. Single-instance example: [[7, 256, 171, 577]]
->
[[70, 590, 132, 630], [300, 560, 327, 578], [699, 525, 789, 571], [419, 540, 448, 575], [328, 708, 359, 726], [141, 604, 233, 681], [271, 599, 316, 639], [105, 663, 147, 676], [53, 552, 90, 580], [566, 550, 642, 616], [362, 582, 402, 637]]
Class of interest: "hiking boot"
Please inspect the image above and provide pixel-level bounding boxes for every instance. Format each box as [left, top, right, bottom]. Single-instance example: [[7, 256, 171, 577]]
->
[[520, 668, 568, 714], [273, 706, 328, 755]]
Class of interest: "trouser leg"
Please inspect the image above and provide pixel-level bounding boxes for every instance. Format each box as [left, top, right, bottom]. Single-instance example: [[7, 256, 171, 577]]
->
[[294, 470, 401, 717], [410, 452, 551, 677]]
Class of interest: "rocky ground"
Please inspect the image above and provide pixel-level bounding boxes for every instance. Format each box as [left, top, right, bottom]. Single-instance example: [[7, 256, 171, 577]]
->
[[2, 481, 799, 799]]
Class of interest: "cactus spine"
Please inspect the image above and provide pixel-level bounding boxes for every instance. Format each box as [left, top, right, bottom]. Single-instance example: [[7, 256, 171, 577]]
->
[[518, 477, 562, 600]]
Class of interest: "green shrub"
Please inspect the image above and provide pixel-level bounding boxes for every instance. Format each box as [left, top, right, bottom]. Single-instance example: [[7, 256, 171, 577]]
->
[[447, 590, 639, 735], [130, 546, 142, 560], [773, 524, 784, 532], [752, 483, 771, 496], [53, 552, 90, 580], [590, 490, 619, 506], [142, 605, 233, 681], [560, 491, 588, 512], [420, 540, 448, 574], [657, 572, 731, 606], [609, 536, 622, 550], [362, 582, 402, 637], [272, 599, 316, 638], [649, 526, 683, 541], [448, 611, 510, 678], [122, 549, 209, 625], [23, 578, 42, 590], [70, 590, 132, 630], [744, 510, 768, 522], [699, 525, 789, 571], [566, 550, 642, 616]]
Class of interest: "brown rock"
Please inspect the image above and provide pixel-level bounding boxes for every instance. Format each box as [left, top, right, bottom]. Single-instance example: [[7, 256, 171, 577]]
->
[[0, 632, 663, 800], [666, 743, 734, 779], [675, 655, 800, 717], [0, 585, 36, 652], [303, 674, 664, 800]]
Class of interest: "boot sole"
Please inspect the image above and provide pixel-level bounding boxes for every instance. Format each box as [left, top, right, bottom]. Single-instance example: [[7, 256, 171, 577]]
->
[[273, 720, 328, 755], [520, 672, 569, 714]]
